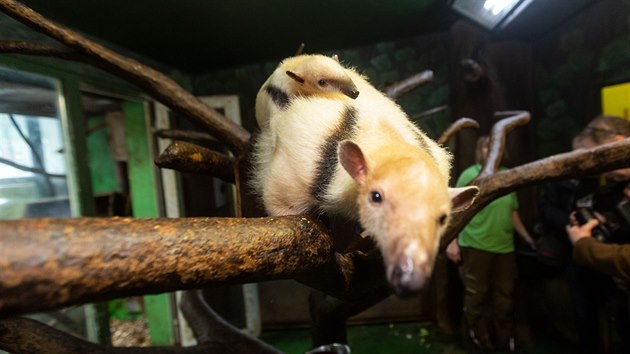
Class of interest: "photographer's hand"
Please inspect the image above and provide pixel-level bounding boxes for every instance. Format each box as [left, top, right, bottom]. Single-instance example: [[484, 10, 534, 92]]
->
[[566, 216, 600, 245], [446, 238, 461, 264]]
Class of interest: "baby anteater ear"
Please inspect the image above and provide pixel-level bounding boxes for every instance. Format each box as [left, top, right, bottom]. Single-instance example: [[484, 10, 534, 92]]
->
[[448, 186, 479, 212], [285, 70, 305, 84], [338, 140, 368, 185]]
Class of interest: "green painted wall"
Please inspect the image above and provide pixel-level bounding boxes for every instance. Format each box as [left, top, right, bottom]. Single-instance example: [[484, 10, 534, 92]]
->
[[87, 115, 120, 195]]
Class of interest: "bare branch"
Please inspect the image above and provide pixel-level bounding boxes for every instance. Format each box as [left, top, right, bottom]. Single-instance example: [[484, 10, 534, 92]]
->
[[154, 129, 218, 144], [7, 114, 57, 195], [0, 216, 335, 317], [0, 40, 87, 60], [154, 141, 234, 183], [411, 105, 449, 122], [384, 70, 433, 99], [0, 0, 250, 156], [480, 111, 530, 177], [437, 117, 479, 145], [0, 316, 281, 354], [180, 290, 282, 353], [0, 156, 65, 178]]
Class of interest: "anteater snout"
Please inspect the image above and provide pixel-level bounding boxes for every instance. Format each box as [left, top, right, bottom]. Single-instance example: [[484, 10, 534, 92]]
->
[[341, 85, 360, 99], [388, 254, 430, 297]]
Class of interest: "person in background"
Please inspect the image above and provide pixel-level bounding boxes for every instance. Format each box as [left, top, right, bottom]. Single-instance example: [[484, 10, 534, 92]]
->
[[563, 114, 630, 353], [566, 115, 630, 279], [537, 133, 603, 354], [446, 136, 536, 352]]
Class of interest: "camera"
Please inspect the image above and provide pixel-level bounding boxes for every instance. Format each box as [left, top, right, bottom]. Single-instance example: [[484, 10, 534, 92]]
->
[[574, 181, 630, 243], [574, 207, 613, 242]]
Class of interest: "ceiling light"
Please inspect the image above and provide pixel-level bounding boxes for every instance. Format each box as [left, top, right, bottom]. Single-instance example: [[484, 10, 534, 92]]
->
[[450, 0, 534, 30]]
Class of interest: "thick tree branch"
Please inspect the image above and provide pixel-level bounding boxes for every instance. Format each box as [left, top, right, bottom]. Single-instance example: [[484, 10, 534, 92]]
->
[[0, 216, 335, 317], [0, 0, 250, 156], [154, 141, 234, 183], [384, 70, 433, 99]]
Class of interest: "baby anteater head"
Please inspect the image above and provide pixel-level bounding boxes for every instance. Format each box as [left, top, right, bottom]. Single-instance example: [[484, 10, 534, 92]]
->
[[338, 140, 478, 296], [282, 54, 359, 99]]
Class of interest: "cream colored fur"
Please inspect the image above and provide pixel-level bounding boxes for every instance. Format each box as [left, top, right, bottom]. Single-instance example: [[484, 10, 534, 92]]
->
[[252, 63, 455, 218], [251, 59, 477, 292], [255, 54, 357, 131]]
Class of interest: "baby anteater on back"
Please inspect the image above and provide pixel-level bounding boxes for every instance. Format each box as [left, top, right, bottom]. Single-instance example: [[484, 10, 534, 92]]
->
[[255, 54, 359, 131], [251, 56, 478, 295]]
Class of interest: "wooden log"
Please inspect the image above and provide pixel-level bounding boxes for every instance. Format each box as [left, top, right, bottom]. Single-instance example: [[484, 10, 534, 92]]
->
[[154, 140, 235, 183], [0, 216, 334, 317]]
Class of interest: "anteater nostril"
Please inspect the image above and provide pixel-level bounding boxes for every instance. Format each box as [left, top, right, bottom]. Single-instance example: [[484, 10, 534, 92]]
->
[[388, 257, 428, 297], [392, 265, 404, 280]]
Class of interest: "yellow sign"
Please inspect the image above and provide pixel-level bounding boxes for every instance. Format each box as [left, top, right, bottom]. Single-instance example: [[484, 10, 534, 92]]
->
[[602, 82, 630, 120]]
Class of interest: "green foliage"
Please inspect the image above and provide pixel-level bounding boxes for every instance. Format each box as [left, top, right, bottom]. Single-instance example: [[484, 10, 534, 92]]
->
[[370, 53, 394, 71]]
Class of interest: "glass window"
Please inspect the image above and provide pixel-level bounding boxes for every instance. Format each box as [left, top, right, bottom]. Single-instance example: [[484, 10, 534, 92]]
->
[[0, 67, 70, 219]]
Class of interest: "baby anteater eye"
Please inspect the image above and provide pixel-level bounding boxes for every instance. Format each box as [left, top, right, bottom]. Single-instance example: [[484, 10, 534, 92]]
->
[[438, 213, 448, 226], [318, 79, 327, 87], [370, 191, 383, 204]]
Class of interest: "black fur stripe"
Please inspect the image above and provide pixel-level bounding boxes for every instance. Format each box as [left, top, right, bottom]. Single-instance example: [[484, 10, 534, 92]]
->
[[310, 106, 359, 202], [413, 127, 430, 151], [411, 124, 439, 165], [265, 85, 290, 108]]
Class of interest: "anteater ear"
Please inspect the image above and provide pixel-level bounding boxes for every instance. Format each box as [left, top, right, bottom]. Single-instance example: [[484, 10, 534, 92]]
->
[[449, 186, 479, 212], [286, 70, 305, 84], [331, 54, 340, 62], [339, 140, 368, 184]]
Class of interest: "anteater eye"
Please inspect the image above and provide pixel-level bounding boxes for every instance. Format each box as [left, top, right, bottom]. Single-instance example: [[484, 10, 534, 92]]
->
[[318, 79, 327, 87], [370, 191, 383, 204], [438, 213, 448, 226]]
